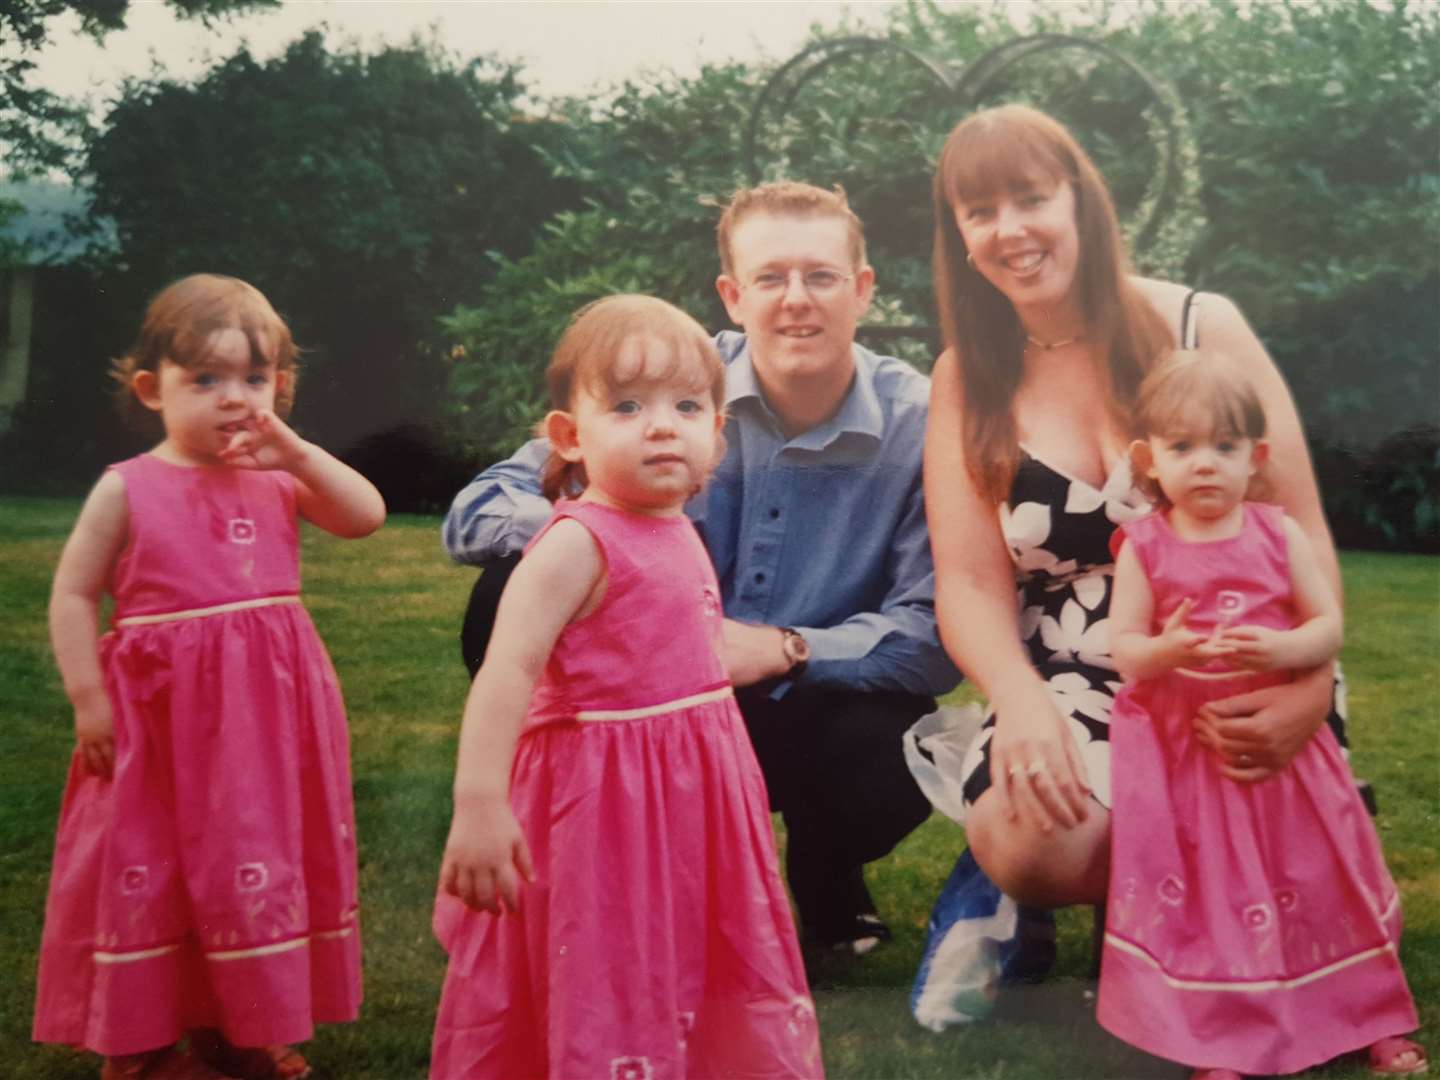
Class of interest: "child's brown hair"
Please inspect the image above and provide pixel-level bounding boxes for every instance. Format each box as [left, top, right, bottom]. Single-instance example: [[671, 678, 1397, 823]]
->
[[541, 295, 725, 502], [111, 274, 298, 431], [1131, 348, 1271, 506]]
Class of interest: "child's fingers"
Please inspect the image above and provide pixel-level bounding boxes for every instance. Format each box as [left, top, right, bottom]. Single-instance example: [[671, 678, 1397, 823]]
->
[[515, 836, 536, 884], [77, 737, 114, 779], [1192, 639, 1234, 663], [497, 867, 522, 914], [438, 856, 460, 899], [478, 868, 504, 914], [95, 736, 115, 779], [1218, 625, 1260, 641], [80, 741, 103, 778], [456, 865, 490, 913], [1161, 598, 1195, 634]]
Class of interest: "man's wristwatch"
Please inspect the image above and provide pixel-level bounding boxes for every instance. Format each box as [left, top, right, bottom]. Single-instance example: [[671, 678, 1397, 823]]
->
[[779, 627, 810, 679]]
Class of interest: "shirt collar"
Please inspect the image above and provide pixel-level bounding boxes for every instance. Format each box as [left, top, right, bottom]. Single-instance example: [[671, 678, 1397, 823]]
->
[[722, 335, 885, 450]]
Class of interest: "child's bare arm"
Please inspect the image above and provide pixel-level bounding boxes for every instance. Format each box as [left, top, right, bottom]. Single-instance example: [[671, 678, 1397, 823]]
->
[[1110, 540, 1230, 680], [440, 517, 604, 914], [49, 471, 129, 778], [219, 410, 385, 538], [1219, 516, 1341, 672]]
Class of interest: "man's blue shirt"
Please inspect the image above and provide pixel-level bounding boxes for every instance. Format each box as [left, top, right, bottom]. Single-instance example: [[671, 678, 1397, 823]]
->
[[442, 331, 959, 698]]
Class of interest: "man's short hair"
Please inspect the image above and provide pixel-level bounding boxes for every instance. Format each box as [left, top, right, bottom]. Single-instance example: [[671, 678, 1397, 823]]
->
[[716, 181, 867, 278]]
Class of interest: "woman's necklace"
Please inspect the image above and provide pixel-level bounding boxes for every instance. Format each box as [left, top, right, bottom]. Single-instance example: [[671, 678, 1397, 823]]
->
[[1025, 332, 1084, 351]]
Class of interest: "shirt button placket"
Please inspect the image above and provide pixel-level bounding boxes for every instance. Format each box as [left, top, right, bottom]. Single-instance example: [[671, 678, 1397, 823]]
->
[[743, 459, 788, 618]]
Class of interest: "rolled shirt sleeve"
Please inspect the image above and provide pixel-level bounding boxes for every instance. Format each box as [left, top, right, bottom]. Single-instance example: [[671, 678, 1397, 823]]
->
[[438, 332, 961, 699], [441, 437, 554, 563]]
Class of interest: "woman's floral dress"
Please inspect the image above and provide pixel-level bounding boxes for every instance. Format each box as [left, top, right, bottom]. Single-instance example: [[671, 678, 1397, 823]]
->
[[956, 448, 1350, 814], [958, 449, 1152, 811]]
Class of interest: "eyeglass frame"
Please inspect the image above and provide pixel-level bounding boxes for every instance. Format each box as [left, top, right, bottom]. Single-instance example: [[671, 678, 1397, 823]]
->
[[739, 266, 856, 297]]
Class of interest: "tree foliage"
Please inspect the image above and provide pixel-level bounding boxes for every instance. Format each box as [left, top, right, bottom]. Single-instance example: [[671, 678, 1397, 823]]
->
[[74, 31, 578, 497], [1, 0, 276, 174], [442, 0, 1438, 550], [4, 0, 1435, 546]]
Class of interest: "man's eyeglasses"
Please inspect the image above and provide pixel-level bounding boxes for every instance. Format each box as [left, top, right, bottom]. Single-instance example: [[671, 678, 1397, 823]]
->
[[743, 268, 853, 297]]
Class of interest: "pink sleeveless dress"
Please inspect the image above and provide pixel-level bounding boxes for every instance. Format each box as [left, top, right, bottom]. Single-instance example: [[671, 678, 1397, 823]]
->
[[33, 454, 361, 1056], [431, 499, 822, 1080], [1098, 504, 1417, 1074]]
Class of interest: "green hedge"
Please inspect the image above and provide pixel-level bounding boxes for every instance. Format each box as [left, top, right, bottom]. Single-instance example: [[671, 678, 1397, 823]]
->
[[442, 0, 1438, 551]]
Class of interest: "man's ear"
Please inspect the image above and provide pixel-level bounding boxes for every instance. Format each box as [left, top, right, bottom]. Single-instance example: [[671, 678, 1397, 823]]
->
[[132, 369, 163, 413], [854, 263, 876, 311], [715, 274, 744, 326], [1250, 438, 1270, 474], [1129, 438, 1155, 478], [544, 410, 583, 463]]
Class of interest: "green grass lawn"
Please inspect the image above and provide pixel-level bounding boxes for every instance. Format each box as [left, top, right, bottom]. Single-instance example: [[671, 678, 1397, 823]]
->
[[3, 496, 1436, 1079]]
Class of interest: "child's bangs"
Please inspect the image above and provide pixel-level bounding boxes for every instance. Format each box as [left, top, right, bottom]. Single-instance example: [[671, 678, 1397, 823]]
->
[[581, 323, 723, 406], [171, 320, 280, 372], [1142, 361, 1266, 442], [161, 285, 293, 372], [940, 119, 1070, 208]]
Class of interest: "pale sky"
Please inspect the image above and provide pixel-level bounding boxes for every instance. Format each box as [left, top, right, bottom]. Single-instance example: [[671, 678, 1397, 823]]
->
[[20, 0, 992, 109]]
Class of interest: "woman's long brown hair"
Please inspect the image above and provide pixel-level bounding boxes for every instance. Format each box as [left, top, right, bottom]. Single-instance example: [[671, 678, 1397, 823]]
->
[[932, 105, 1173, 503]]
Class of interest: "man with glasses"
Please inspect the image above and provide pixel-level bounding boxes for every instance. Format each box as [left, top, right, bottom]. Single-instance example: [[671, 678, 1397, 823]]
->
[[443, 181, 960, 957]]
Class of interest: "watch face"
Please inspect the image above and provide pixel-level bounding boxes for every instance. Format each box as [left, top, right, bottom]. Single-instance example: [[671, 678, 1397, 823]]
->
[[783, 629, 810, 664]]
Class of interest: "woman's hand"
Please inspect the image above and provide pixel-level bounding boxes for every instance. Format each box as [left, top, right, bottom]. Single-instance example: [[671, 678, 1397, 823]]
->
[[73, 690, 115, 779], [1192, 666, 1331, 781], [438, 799, 535, 914], [988, 681, 1092, 833]]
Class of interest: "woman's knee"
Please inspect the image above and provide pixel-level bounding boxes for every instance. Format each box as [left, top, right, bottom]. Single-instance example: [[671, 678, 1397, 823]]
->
[[965, 794, 1110, 907]]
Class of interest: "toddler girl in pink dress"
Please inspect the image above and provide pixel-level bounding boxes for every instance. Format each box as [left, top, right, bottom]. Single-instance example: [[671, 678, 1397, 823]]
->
[[430, 294, 821, 1079], [1098, 350, 1424, 1079], [34, 274, 385, 1080]]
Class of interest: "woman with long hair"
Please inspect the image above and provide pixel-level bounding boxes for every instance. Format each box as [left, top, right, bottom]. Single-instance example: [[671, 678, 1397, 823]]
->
[[918, 104, 1345, 1021]]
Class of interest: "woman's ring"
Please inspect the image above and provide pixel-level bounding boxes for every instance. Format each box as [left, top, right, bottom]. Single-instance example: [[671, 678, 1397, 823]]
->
[[1239, 753, 1254, 766], [1025, 759, 1047, 778]]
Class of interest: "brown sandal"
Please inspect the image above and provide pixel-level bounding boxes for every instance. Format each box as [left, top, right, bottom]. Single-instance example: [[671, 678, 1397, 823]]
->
[[188, 1029, 311, 1080], [102, 1046, 236, 1080]]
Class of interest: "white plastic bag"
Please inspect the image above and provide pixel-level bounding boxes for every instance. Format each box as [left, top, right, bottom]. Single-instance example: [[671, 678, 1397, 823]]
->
[[902, 703, 985, 825]]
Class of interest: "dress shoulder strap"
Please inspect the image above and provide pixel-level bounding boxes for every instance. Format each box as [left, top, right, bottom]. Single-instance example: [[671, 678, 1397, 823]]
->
[[1178, 289, 1201, 349]]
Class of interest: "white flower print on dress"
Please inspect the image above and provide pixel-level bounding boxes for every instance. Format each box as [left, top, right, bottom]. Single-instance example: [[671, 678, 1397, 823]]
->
[[1059, 459, 1149, 524], [1045, 671, 1113, 725], [1066, 714, 1111, 806], [1039, 600, 1110, 667], [1071, 573, 1107, 613], [1001, 501, 1079, 579], [1018, 603, 1045, 642]]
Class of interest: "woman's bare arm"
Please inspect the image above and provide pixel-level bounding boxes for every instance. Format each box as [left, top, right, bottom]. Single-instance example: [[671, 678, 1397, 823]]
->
[[925, 350, 1091, 832]]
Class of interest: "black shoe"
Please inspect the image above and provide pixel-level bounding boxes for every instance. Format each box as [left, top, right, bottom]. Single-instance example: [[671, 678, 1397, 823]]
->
[[818, 912, 893, 957]]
